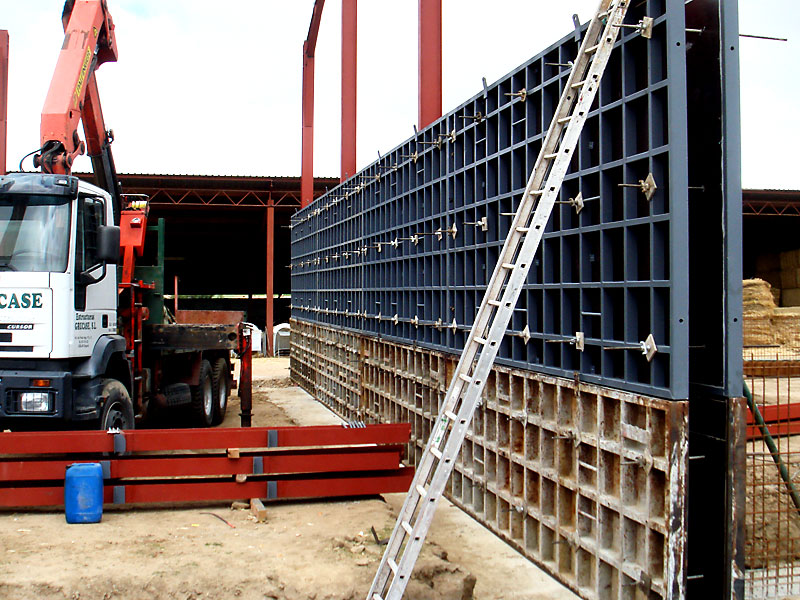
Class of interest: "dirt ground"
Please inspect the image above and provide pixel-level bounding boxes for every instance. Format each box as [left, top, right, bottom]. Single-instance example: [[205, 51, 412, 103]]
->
[[0, 358, 577, 600]]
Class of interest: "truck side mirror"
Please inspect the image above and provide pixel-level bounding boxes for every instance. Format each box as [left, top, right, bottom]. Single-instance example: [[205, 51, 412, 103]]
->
[[97, 225, 121, 264]]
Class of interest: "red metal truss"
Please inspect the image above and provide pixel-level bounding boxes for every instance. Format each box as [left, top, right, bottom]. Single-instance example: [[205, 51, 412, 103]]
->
[[742, 190, 800, 217], [0, 468, 415, 508], [88, 174, 338, 209], [0, 423, 411, 454]]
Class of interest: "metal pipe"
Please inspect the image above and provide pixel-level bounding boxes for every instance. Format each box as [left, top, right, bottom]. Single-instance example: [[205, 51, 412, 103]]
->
[[744, 380, 800, 513]]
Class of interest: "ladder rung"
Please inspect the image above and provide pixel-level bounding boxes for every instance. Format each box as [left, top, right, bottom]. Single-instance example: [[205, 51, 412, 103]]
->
[[530, 189, 545, 196], [431, 447, 443, 459], [488, 300, 501, 307], [501, 263, 516, 270], [388, 558, 399, 574], [585, 43, 600, 54], [544, 153, 558, 160], [401, 521, 414, 536], [516, 226, 530, 233], [415, 484, 429, 498], [372, 595, 384, 600], [557, 116, 573, 124], [458, 373, 473, 383], [444, 410, 458, 420], [571, 79, 586, 89], [473, 337, 488, 345]]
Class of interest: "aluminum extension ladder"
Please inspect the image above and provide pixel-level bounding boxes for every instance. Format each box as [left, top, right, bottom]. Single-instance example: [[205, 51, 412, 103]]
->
[[367, 2, 633, 599]]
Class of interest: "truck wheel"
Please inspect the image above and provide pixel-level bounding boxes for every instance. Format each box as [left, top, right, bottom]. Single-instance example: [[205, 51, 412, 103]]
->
[[211, 358, 229, 425], [99, 379, 134, 430], [191, 360, 214, 427]]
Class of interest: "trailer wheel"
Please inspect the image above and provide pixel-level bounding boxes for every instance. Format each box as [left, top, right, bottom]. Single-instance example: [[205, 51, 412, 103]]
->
[[211, 358, 229, 425], [99, 379, 134, 430], [191, 360, 214, 427]]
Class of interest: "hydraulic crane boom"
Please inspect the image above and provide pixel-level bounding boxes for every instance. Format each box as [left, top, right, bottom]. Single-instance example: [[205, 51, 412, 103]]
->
[[34, 0, 122, 224]]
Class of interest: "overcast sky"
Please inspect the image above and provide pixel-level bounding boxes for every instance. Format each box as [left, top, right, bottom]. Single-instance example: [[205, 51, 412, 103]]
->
[[2, 1, 798, 189]]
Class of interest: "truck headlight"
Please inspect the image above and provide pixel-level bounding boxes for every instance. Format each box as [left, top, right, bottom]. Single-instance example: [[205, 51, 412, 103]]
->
[[19, 392, 53, 413]]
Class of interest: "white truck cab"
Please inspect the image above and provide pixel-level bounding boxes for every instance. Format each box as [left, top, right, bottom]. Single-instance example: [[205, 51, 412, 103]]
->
[[0, 173, 126, 424]]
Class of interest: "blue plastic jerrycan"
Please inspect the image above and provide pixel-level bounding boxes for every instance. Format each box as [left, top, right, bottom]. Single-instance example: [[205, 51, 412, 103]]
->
[[64, 462, 104, 524]]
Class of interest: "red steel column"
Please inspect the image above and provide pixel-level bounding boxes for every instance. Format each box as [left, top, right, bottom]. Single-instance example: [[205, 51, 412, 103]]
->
[[301, 0, 325, 208], [265, 202, 275, 356], [0, 31, 8, 175], [418, 0, 442, 129], [341, 0, 357, 181], [301, 49, 315, 208]]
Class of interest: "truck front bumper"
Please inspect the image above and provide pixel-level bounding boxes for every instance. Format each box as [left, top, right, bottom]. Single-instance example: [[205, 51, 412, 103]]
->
[[0, 370, 74, 420]]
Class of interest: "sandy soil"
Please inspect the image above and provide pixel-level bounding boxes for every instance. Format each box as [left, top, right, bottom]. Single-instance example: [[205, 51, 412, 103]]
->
[[0, 358, 577, 600]]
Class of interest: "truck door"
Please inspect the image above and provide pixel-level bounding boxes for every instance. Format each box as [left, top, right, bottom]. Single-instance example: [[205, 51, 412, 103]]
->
[[73, 194, 116, 355]]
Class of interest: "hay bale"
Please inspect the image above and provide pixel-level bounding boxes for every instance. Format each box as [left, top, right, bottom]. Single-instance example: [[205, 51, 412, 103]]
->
[[772, 286, 782, 306], [784, 288, 800, 307], [780, 249, 800, 270], [774, 307, 800, 347], [744, 316, 777, 346], [756, 253, 781, 272], [743, 278, 777, 314]]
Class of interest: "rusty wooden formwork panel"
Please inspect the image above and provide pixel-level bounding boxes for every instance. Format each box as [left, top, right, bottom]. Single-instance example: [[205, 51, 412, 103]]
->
[[290, 319, 689, 600]]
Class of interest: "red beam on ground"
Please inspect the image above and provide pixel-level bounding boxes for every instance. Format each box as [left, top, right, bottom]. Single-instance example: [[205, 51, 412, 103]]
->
[[0, 423, 412, 454], [301, 0, 325, 208], [0, 31, 8, 175], [0, 445, 403, 481], [341, 0, 357, 181], [0, 468, 415, 508], [418, 0, 442, 130], [746, 401, 800, 439]]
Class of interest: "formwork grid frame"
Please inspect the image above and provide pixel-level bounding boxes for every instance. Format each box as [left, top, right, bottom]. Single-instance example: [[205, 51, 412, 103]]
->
[[290, 0, 740, 402]]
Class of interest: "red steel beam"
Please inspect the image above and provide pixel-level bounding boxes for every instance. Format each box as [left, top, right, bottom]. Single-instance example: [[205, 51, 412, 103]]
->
[[265, 202, 275, 355], [341, 0, 357, 181], [0, 423, 411, 454], [418, 0, 442, 130], [0, 467, 415, 508], [0, 30, 7, 175], [746, 401, 800, 426], [747, 421, 800, 440], [301, 0, 325, 208], [0, 445, 403, 481]]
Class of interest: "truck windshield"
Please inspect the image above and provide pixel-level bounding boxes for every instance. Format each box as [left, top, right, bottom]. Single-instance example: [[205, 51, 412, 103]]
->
[[0, 194, 71, 272]]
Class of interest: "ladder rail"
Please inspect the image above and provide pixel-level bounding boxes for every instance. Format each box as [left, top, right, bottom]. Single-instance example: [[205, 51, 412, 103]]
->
[[368, 2, 630, 598]]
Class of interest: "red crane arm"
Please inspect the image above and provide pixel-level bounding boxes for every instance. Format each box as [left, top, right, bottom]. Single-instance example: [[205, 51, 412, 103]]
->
[[36, 0, 117, 175]]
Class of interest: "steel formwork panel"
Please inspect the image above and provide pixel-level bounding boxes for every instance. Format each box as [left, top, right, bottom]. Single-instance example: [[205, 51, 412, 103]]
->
[[290, 319, 689, 600], [290, 0, 741, 402]]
